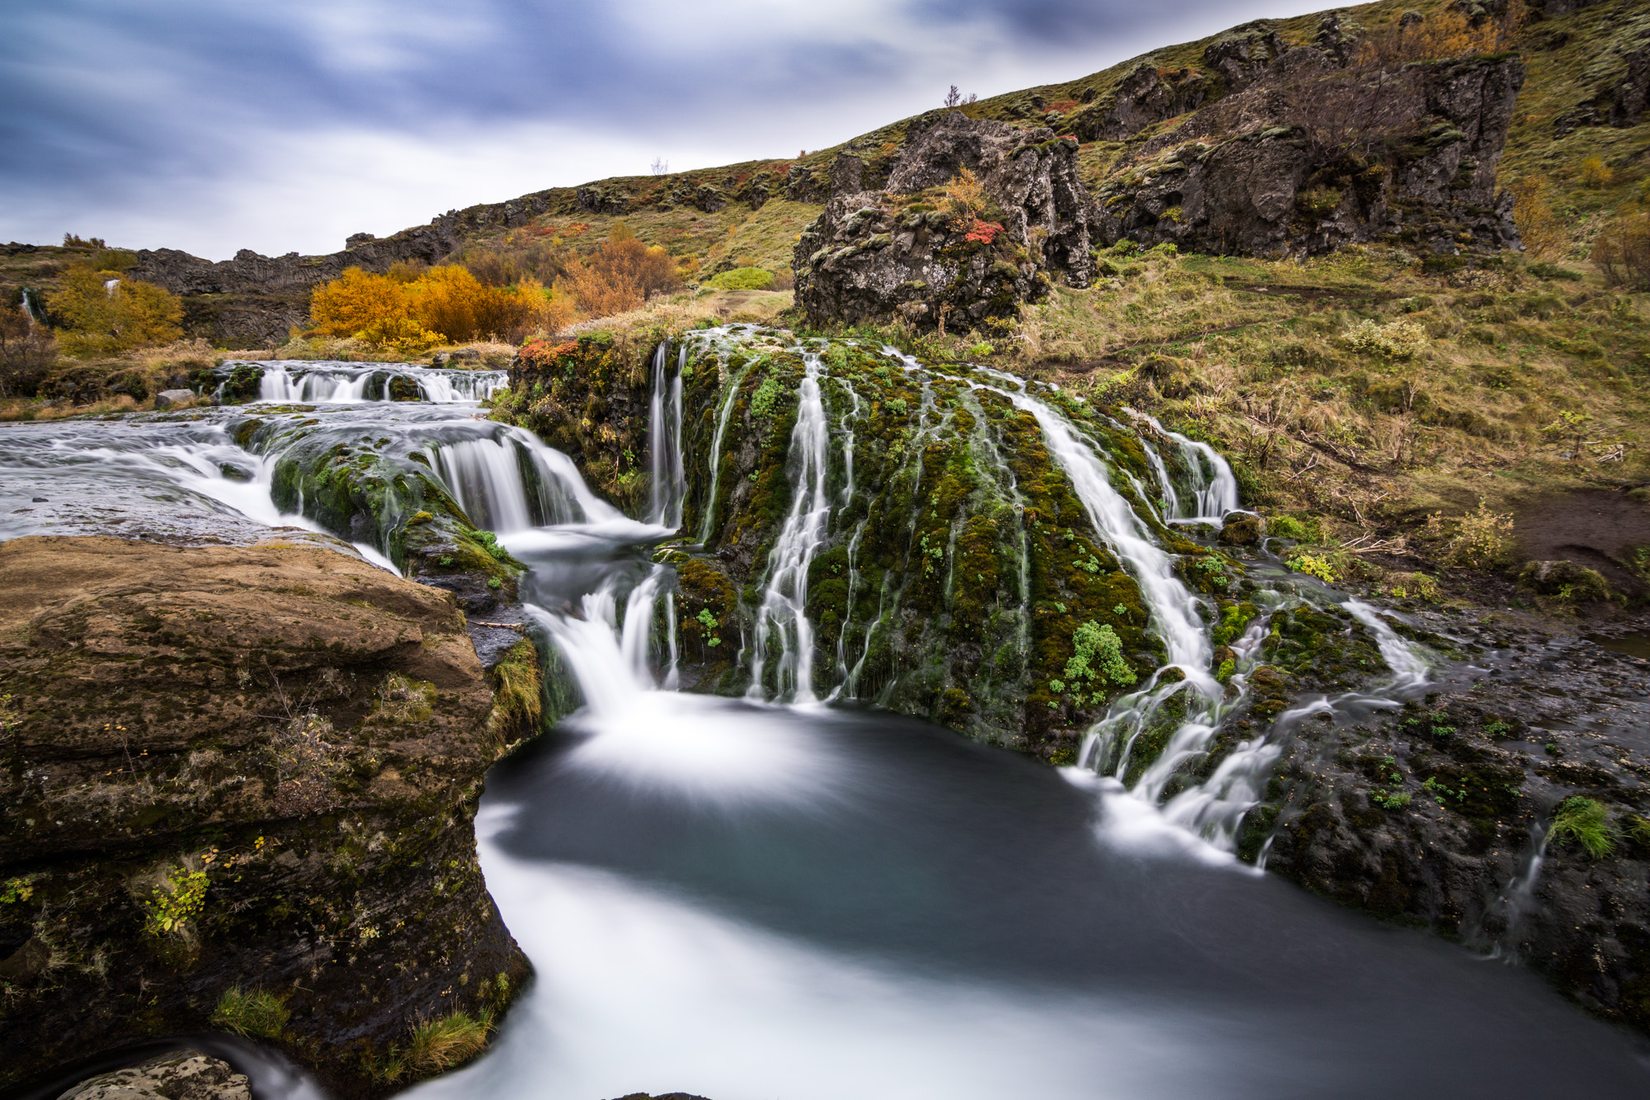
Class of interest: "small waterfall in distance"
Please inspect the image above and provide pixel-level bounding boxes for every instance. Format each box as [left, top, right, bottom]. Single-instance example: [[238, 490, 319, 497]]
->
[[233, 361, 507, 404]]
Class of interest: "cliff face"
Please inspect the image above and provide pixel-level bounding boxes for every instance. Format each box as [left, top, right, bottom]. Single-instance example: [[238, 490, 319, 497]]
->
[[0, 537, 528, 1097], [1095, 53, 1524, 257]]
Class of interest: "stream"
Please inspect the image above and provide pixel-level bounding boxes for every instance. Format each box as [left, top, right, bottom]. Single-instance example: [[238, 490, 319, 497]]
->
[[4, 355, 1649, 1099]]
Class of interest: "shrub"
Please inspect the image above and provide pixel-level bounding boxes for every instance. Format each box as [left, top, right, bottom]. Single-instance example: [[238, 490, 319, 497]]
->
[[1343, 317, 1429, 361], [142, 864, 209, 936], [1549, 796, 1615, 859], [213, 987, 291, 1039], [47, 265, 183, 357], [310, 265, 549, 348], [1425, 501, 1514, 570], [1592, 211, 1650, 290], [0, 297, 56, 397], [1509, 175, 1566, 258], [557, 224, 680, 317], [1579, 155, 1616, 188]]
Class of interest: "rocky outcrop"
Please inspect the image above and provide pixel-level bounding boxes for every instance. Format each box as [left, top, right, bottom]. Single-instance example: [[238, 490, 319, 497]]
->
[[1094, 54, 1525, 257], [1253, 609, 1650, 1034], [794, 112, 1094, 331], [57, 1050, 251, 1100], [1070, 63, 1212, 142], [0, 537, 528, 1098], [1554, 21, 1650, 136]]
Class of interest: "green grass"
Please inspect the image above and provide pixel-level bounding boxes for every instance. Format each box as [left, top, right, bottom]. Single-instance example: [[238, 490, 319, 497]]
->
[[405, 1010, 492, 1074], [1549, 796, 1617, 859], [212, 986, 291, 1039]]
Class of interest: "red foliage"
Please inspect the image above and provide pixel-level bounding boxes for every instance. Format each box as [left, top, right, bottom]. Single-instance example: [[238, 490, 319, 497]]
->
[[517, 337, 578, 368], [1049, 98, 1079, 114], [964, 219, 1006, 245]]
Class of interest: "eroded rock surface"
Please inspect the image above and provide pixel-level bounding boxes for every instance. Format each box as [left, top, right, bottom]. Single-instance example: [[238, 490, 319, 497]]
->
[[794, 111, 1094, 332], [57, 1050, 250, 1100], [0, 536, 527, 1097]]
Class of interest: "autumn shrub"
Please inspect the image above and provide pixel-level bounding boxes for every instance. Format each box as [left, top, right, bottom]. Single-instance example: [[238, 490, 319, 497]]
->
[[1579, 155, 1616, 188], [0, 297, 56, 396], [557, 225, 680, 317], [704, 266, 775, 291], [1509, 175, 1566, 258], [1592, 211, 1650, 290], [1424, 501, 1515, 570], [309, 264, 553, 348], [46, 264, 183, 357]]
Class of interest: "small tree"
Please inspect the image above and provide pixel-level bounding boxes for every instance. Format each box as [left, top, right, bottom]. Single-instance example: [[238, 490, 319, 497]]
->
[[1592, 210, 1650, 290], [0, 295, 57, 396], [46, 264, 183, 357]]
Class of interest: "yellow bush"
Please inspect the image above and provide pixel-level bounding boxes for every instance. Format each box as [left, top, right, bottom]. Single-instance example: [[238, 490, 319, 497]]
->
[[310, 264, 548, 348], [1580, 155, 1616, 188], [47, 265, 183, 357]]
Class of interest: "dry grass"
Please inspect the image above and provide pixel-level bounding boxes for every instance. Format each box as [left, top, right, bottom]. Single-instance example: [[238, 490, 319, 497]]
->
[[1002, 245, 1650, 557]]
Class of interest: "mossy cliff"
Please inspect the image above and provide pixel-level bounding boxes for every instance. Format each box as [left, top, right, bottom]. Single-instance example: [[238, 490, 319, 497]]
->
[[504, 327, 1273, 761], [0, 537, 529, 1097]]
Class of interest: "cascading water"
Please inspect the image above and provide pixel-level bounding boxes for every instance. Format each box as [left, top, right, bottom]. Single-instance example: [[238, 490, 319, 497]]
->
[[647, 343, 687, 529], [1129, 409, 1240, 524], [229, 360, 507, 405], [747, 352, 832, 703]]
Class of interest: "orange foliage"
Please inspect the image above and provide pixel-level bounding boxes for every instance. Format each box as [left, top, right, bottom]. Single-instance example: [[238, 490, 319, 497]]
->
[[1359, 3, 1524, 67], [309, 263, 555, 348], [556, 225, 680, 318]]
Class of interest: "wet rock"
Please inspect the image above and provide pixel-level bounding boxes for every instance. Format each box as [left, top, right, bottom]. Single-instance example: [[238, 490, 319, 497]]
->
[[1517, 559, 1614, 601], [153, 388, 195, 410], [58, 1050, 250, 1100], [795, 112, 1093, 331], [1218, 511, 1266, 546], [0, 536, 528, 1097], [1257, 608, 1650, 1035]]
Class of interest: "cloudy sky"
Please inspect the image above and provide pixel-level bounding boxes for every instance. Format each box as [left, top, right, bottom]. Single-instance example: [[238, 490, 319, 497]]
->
[[2, 0, 1331, 260]]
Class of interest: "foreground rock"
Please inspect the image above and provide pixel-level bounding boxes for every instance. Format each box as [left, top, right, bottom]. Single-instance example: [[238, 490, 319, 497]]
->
[[0, 536, 528, 1097], [58, 1050, 250, 1100], [794, 111, 1094, 332], [1249, 608, 1650, 1033]]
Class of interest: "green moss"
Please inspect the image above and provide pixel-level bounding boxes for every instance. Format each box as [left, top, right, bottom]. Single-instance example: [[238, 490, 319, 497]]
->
[[212, 986, 291, 1039]]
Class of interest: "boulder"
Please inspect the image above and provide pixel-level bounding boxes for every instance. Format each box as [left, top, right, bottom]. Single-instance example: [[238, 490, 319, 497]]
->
[[153, 388, 195, 410], [1219, 511, 1266, 546], [0, 536, 528, 1097], [57, 1050, 250, 1100]]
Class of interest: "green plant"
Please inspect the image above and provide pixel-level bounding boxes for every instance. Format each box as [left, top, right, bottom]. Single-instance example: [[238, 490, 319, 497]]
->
[[143, 864, 209, 936], [1286, 551, 1339, 584], [1, 876, 34, 904], [703, 266, 775, 291], [212, 987, 291, 1039], [1058, 621, 1136, 704], [470, 528, 511, 563], [1422, 775, 1467, 806], [1549, 796, 1615, 859], [696, 607, 722, 648], [750, 372, 785, 419]]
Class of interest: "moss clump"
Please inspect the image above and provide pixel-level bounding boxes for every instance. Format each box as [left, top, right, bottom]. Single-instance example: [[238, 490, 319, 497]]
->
[[487, 638, 544, 747]]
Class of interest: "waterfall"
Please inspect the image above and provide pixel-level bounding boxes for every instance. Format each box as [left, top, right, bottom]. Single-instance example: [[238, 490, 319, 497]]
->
[[748, 353, 831, 703], [235, 361, 506, 405], [647, 343, 686, 529], [429, 428, 629, 535], [1345, 600, 1430, 693], [695, 354, 754, 545], [1129, 410, 1240, 524]]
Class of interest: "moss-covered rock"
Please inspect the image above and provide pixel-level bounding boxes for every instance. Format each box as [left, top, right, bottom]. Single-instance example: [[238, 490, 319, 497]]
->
[[0, 536, 528, 1098]]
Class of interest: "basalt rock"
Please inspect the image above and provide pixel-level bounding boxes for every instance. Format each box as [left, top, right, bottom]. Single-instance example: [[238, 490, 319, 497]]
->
[[1094, 54, 1525, 257], [1069, 62, 1213, 142], [794, 112, 1094, 331], [0, 536, 529, 1098], [1255, 609, 1650, 1035]]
